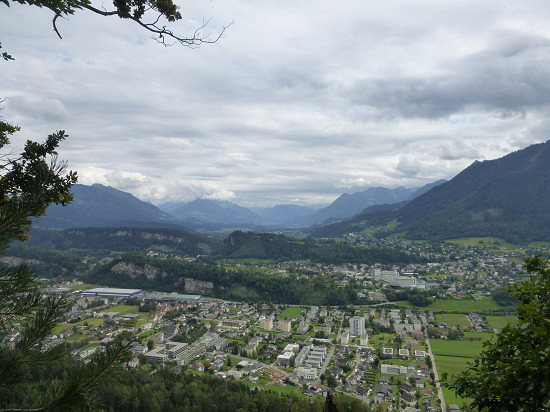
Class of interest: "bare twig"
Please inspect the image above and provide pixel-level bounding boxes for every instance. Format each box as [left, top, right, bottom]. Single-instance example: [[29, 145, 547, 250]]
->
[[53, 14, 63, 39], [49, 3, 233, 48]]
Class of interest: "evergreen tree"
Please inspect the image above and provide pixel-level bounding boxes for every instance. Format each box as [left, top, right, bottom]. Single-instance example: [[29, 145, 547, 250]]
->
[[0, 117, 130, 411]]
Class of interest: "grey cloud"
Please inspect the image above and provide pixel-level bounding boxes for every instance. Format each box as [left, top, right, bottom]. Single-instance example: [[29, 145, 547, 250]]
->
[[437, 141, 481, 161], [3, 1, 550, 207], [8, 95, 70, 122], [397, 157, 422, 176], [347, 31, 550, 119]]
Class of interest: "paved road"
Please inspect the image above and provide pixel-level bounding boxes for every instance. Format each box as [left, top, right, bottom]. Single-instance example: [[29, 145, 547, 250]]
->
[[316, 313, 343, 383], [425, 335, 446, 412], [318, 345, 335, 377]]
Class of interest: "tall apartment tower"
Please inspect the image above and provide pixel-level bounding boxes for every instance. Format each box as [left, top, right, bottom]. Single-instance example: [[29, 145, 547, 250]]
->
[[349, 315, 365, 336]]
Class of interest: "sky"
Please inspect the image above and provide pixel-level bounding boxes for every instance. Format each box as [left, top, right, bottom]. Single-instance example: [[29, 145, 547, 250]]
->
[[2, 1, 550, 207]]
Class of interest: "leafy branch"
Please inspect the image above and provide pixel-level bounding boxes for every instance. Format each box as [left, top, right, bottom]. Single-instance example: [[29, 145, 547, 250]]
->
[[5, 0, 231, 47]]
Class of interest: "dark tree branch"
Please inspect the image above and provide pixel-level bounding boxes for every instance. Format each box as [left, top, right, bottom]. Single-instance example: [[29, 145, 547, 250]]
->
[[52, 14, 63, 39], [50, 3, 232, 48]]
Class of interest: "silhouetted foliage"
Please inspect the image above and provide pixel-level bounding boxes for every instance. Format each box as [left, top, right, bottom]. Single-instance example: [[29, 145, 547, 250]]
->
[[446, 256, 550, 411]]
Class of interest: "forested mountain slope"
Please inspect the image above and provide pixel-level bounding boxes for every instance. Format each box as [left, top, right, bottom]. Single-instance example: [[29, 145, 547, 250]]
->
[[310, 141, 550, 244]]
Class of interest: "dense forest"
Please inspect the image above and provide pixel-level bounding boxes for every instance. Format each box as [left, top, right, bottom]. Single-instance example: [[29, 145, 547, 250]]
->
[[87, 253, 362, 306], [4, 228, 428, 306], [96, 367, 370, 412], [217, 231, 421, 264], [17, 227, 421, 265], [22, 227, 222, 257], [2, 353, 371, 412]]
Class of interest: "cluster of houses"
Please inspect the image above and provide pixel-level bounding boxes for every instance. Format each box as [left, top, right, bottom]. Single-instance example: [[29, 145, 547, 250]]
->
[[5, 246, 520, 412], [374, 378, 438, 411]]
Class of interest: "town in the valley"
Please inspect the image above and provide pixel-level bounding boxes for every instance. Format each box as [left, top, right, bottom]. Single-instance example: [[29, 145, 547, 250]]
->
[[3, 238, 530, 412]]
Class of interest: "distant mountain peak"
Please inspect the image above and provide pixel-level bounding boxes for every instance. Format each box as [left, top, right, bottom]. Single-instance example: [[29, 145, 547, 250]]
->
[[311, 141, 550, 243], [37, 184, 180, 230], [170, 198, 262, 225]]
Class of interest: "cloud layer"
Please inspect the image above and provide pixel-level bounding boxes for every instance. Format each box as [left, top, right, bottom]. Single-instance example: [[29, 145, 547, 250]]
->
[[2, 0, 549, 206]]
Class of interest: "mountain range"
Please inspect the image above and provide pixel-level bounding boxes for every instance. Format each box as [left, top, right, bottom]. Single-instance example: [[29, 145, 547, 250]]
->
[[312, 140, 550, 243], [35, 184, 178, 229], [36, 182, 436, 231], [34, 140, 550, 243]]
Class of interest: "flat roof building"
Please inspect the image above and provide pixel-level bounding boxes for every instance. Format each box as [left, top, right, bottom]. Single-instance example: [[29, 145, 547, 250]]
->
[[81, 287, 142, 298], [145, 347, 168, 362], [276, 351, 294, 367], [296, 367, 317, 380]]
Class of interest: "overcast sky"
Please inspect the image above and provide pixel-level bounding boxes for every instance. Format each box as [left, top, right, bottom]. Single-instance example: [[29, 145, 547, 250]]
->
[[2, 1, 550, 207]]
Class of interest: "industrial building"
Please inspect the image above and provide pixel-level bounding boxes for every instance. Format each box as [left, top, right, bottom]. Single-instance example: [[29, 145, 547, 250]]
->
[[81, 287, 142, 298]]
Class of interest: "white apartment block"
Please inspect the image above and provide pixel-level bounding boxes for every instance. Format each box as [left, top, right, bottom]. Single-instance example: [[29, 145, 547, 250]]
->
[[296, 367, 317, 380], [350, 316, 365, 336]]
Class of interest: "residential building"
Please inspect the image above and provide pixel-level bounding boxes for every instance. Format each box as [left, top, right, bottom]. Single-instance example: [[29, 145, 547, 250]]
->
[[260, 316, 273, 331], [296, 367, 317, 380], [278, 319, 292, 332], [341, 331, 350, 344], [276, 351, 294, 367], [349, 316, 365, 336]]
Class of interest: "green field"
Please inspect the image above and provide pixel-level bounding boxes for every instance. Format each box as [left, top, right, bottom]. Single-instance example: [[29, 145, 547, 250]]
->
[[52, 316, 104, 335], [52, 324, 72, 334], [433, 350, 480, 407], [442, 385, 471, 408], [434, 354, 475, 406], [138, 330, 156, 339], [218, 258, 277, 265], [427, 298, 501, 312], [242, 380, 303, 395], [435, 313, 470, 327], [430, 333, 494, 405], [76, 317, 104, 326], [66, 334, 89, 342], [135, 315, 150, 328], [435, 354, 472, 377], [528, 241, 550, 248], [394, 297, 501, 312], [486, 315, 518, 329], [430, 338, 488, 358], [371, 333, 397, 347], [463, 331, 494, 341], [383, 358, 422, 367], [101, 305, 137, 314], [445, 237, 522, 249], [81, 341, 100, 350], [279, 307, 306, 318]]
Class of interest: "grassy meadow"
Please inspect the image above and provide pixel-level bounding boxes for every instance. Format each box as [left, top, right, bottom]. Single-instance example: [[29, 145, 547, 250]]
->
[[395, 297, 501, 312], [485, 315, 518, 329], [431, 332, 496, 406], [279, 307, 306, 318], [100, 304, 137, 314], [445, 237, 523, 250], [430, 338, 487, 358], [434, 313, 470, 327], [427, 298, 501, 312]]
